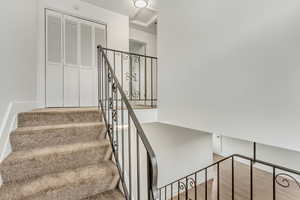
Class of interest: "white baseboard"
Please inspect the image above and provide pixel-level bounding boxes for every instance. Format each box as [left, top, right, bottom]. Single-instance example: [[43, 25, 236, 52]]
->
[[0, 100, 37, 186], [0, 101, 37, 162]]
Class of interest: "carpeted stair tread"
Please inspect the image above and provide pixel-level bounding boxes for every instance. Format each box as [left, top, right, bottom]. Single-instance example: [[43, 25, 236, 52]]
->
[[10, 122, 106, 151], [18, 108, 102, 128], [14, 122, 105, 133], [82, 189, 125, 200], [0, 162, 119, 200], [31, 107, 100, 113], [0, 140, 112, 183]]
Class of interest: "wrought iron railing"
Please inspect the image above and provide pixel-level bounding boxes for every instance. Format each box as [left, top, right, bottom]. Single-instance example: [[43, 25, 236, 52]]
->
[[159, 150, 300, 200], [97, 45, 158, 200], [103, 48, 158, 108]]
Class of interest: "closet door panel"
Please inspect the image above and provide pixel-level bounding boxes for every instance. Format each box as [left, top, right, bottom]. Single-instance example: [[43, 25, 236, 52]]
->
[[46, 12, 63, 107], [47, 14, 62, 63], [81, 23, 93, 67], [46, 64, 63, 107], [80, 68, 98, 107], [64, 67, 80, 107], [65, 19, 79, 65]]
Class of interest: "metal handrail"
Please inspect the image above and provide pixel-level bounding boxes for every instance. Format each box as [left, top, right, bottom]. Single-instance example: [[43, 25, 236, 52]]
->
[[98, 45, 159, 199], [159, 153, 300, 200], [103, 47, 158, 60]]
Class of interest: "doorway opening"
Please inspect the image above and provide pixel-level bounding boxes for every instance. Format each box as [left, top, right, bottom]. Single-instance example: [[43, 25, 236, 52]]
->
[[129, 39, 147, 55]]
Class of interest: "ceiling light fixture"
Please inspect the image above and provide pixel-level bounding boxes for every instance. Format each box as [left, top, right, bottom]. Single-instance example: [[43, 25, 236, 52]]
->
[[133, 0, 149, 8]]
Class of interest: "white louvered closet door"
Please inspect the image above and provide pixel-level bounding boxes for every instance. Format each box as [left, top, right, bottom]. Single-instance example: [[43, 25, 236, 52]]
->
[[46, 10, 106, 107], [79, 22, 96, 107], [64, 16, 80, 107], [46, 11, 64, 107]]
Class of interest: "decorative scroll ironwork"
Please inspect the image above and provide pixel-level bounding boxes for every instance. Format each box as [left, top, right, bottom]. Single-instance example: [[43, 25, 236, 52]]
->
[[112, 110, 118, 122], [108, 72, 112, 82], [113, 141, 118, 151], [123, 54, 129, 60], [187, 178, 196, 188], [178, 178, 196, 191], [112, 83, 117, 93], [125, 72, 137, 82], [275, 173, 300, 189], [179, 181, 186, 191], [107, 125, 113, 134], [133, 55, 140, 63], [109, 97, 113, 109]]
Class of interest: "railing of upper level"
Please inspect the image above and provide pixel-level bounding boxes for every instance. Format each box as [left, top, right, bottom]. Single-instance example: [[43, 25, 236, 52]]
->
[[97, 45, 159, 200], [158, 144, 300, 200], [103, 47, 158, 108]]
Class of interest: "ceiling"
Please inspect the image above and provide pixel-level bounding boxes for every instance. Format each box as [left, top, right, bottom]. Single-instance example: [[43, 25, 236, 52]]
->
[[81, 0, 158, 33]]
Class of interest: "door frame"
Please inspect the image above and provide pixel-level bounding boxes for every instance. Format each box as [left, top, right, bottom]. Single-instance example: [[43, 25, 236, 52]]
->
[[44, 8, 108, 108]]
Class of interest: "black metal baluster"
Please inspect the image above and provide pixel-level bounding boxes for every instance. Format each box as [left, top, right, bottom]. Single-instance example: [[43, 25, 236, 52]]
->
[[217, 163, 220, 200], [195, 173, 197, 200], [151, 58, 153, 107], [139, 56, 141, 101], [232, 157, 235, 200], [115, 88, 119, 161], [185, 177, 188, 200], [144, 56, 147, 105], [165, 186, 167, 200], [121, 53, 124, 88], [97, 47, 101, 108], [178, 181, 180, 200], [114, 51, 116, 72], [128, 113, 132, 199], [111, 81, 115, 152], [102, 52, 104, 107], [136, 131, 141, 200], [250, 160, 253, 200], [160, 188, 162, 200], [129, 54, 133, 101], [205, 169, 208, 200], [106, 62, 109, 128], [171, 183, 173, 200], [156, 59, 158, 106], [273, 167, 276, 200], [121, 98, 125, 180]]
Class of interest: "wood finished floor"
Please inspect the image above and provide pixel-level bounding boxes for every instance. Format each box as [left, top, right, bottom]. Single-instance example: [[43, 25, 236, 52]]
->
[[171, 154, 300, 200]]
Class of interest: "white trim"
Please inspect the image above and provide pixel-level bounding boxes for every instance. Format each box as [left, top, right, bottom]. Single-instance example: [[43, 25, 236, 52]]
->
[[0, 101, 37, 186], [0, 101, 37, 162]]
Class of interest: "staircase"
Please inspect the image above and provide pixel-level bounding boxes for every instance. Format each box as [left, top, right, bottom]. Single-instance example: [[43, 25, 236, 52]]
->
[[0, 108, 125, 200]]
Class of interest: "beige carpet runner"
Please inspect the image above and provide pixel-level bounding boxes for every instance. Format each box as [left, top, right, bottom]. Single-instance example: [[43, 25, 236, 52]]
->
[[0, 108, 125, 200]]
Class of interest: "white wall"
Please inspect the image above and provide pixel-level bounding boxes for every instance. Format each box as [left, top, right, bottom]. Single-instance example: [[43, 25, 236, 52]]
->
[[158, 0, 300, 152], [142, 123, 212, 187], [37, 0, 130, 107], [0, 0, 38, 111], [216, 135, 300, 172], [130, 28, 157, 57], [0, 0, 38, 183], [0, 0, 38, 144]]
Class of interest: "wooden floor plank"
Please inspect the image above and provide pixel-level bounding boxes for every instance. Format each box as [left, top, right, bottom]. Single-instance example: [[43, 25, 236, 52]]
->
[[169, 154, 300, 200]]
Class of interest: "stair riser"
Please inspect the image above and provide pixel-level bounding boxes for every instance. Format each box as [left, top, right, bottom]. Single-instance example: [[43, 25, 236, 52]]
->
[[29, 175, 119, 200], [0, 145, 112, 183], [11, 124, 106, 151], [0, 164, 119, 200], [18, 111, 102, 128]]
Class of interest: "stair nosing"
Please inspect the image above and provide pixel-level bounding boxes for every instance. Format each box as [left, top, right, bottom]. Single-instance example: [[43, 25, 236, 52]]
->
[[3, 140, 110, 164], [20, 108, 101, 115], [13, 122, 105, 135]]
